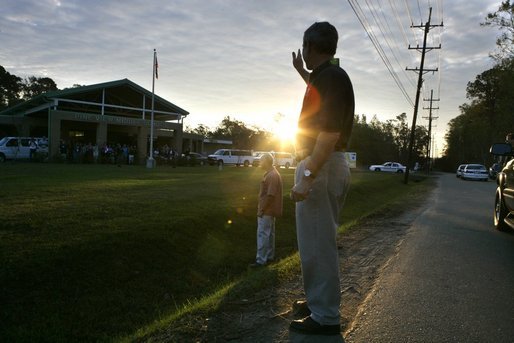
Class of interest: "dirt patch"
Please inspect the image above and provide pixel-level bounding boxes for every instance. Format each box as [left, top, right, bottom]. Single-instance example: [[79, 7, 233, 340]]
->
[[148, 194, 429, 342]]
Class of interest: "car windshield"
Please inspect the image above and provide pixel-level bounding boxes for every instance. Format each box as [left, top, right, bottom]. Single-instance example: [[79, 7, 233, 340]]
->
[[213, 149, 224, 155], [466, 165, 486, 170], [0, 137, 8, 145]]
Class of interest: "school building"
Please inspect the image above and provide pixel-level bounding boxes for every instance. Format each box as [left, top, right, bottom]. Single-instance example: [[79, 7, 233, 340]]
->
[[0, 78, 206, 163]]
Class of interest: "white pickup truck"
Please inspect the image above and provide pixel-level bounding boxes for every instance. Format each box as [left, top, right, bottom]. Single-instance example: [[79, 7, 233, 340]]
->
[[208, 149, 254, 167]]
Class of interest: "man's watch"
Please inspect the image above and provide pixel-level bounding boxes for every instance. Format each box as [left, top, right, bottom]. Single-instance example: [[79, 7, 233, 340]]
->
[[304, 169, 315, 179]]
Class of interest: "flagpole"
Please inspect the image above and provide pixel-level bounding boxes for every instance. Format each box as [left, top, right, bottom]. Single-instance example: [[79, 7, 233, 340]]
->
[[146, 48, 157, 168]]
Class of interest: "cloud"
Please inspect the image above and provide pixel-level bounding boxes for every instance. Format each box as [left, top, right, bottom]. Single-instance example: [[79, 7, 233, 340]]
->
[[0, 0, 505, 150]]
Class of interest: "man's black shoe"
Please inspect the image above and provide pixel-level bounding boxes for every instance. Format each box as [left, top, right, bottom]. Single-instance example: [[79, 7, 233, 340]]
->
[[289, 316, 341, 336], [292, 300, 311, 318], [249, 262, 265, 268]]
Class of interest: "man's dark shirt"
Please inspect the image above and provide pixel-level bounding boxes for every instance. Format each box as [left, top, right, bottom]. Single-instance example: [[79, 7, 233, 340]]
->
[[296, 60, 355, 155]]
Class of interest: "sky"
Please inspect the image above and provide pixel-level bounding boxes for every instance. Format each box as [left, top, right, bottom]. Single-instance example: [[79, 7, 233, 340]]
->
[[1, 0, 503, 156]]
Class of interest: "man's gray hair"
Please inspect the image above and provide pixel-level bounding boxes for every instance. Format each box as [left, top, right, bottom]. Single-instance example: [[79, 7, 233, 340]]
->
[[260, 152, 274, 165]]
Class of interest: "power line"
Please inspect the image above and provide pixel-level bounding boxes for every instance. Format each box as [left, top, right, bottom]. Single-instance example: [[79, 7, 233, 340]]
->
[[347, 0, 414, 107]]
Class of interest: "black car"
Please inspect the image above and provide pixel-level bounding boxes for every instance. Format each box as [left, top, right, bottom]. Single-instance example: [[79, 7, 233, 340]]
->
[[185, 152, 208, 165], [490, 143, 514, 231]]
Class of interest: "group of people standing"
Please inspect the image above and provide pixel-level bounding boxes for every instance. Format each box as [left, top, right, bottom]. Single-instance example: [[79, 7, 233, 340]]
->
[[251, 21, 355, 337], [59, 141, 137, 165]]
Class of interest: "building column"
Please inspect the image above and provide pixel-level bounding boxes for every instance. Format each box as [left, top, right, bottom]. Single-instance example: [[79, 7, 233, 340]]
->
[[137, 126, 148, 165], [48, 111, 61, 159], [173, 127, 183, 156], [96, 122, 107, 147]]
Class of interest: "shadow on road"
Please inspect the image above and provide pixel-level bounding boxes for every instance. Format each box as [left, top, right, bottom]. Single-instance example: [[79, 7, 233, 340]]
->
[[289, 330, 345, 342]]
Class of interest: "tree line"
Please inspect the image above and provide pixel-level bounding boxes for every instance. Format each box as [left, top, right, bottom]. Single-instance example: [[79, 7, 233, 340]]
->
[[2, 67, 430, 168], [438, 1, 514, 171], [188, 113, 429, 168]]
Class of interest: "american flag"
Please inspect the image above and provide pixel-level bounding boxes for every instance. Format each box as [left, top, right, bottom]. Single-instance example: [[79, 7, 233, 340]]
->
[[154, 51, 159, 79]]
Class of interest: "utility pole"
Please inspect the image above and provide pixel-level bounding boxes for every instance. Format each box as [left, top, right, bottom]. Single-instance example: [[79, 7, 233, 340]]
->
[[404, 7, 442, 184], [423, 89, 439, 174]]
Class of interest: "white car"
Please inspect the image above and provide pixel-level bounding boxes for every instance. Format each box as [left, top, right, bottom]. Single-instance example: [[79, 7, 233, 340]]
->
[[461, 164, 488, 181], [369, 162, 407, 173], [456, 164, 467, 178]]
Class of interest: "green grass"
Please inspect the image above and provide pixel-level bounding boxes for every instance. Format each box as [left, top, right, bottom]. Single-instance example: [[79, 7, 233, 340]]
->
[[0, 163, 432, 342]]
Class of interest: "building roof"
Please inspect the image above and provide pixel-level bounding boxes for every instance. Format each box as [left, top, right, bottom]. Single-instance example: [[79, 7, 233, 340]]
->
[[0, 78, 189, 121]]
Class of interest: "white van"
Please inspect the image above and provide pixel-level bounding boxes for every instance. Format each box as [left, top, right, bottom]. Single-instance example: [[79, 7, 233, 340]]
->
[[253, 151, 295, 169], [208, 149, 254, 167], [273, 152, 295, 169], [0, 137, 48, 162]]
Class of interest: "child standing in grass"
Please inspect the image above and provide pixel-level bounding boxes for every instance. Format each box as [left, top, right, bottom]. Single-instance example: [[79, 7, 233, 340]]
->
[[251, 153, 283, 267]]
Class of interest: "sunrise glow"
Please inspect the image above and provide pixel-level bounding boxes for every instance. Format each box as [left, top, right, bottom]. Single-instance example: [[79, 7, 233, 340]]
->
[[272, 113, 298, 148]]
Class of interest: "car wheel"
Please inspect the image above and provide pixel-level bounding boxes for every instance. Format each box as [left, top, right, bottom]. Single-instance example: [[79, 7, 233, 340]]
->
[[494, 191, 509, 231], [397, 170, 404, 174], [285, 162, 290, 169], [0, 153, 5, 163], [217, 160, 223, 167], [374, 168, 381, 172], [243, 160, 249, 167]]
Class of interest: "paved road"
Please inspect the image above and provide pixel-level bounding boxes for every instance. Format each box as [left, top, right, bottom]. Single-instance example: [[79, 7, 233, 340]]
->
[[346, 173, 514, 343]]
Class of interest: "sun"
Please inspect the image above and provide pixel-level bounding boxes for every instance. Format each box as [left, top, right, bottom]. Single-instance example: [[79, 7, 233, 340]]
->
[[273, 118, 297, 145]]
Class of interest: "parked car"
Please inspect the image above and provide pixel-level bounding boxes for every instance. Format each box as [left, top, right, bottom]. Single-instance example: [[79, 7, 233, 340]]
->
[[456, 164, 467, 178], [208, 149, 254, 167], [185, 152, 208, 166], [461, 164, 488, 181], [0, 136, 48, 162], [253, 151, 295, 169], [489, 163, 501, 180], [369, 162, 406, 173], [490, 142, 514, 231], [251, 151, 267, 167]]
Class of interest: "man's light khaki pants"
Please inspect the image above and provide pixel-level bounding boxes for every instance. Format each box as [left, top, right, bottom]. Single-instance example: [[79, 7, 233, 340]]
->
[[295, 151, 351, 325]]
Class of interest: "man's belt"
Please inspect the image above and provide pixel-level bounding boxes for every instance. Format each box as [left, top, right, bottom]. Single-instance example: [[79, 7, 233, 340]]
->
[[295, 148, 346, 162]]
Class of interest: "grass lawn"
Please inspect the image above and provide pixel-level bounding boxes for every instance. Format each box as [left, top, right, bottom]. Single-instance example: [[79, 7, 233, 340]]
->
[[0, 162, 431, 342]]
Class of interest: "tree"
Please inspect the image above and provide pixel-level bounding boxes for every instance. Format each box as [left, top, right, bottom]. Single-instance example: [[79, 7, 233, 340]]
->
[[0, 66, 22, 110], [21, 76, 58, 100], [210, 116, 257, 149], [347, 114, 426, 167], [441, 7, 514, 172], [465, 65, 502, 119], [481, 0, 514, 60], [188, 124, 212, 138], [389, 113, 410, 162]]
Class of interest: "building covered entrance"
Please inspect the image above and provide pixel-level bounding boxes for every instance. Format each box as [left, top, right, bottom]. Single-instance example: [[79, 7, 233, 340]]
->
[[0, 79, 200, 164]]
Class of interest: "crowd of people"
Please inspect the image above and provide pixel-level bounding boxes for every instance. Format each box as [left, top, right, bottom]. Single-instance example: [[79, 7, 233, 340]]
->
[[58, 141, 182, 166], [153, 144, 179, 165], [59, 141, 137, 165]]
